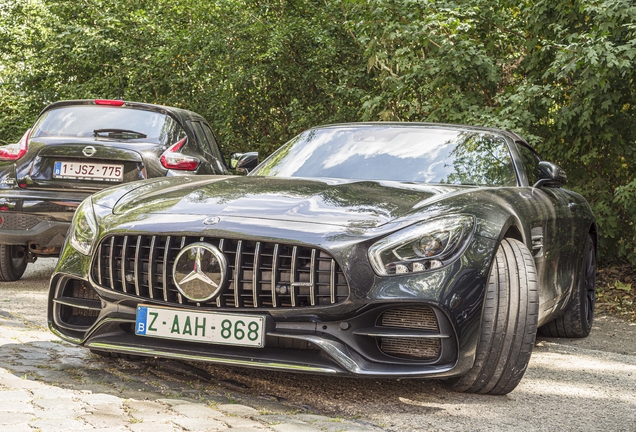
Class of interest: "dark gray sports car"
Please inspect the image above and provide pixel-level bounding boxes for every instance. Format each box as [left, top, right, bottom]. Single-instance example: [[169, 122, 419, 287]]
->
[[47, 123, 596, 395], [0, 99, 229, 281]]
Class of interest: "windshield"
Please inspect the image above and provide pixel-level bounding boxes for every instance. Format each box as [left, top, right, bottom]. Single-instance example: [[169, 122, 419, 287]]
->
[[251, 125, 518, 186], [31, 106, 179, 144]]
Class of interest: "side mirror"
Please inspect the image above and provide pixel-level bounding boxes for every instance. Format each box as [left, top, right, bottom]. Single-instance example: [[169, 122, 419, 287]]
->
[[534, 161, 567, 188], [230, 152, 258, 173]]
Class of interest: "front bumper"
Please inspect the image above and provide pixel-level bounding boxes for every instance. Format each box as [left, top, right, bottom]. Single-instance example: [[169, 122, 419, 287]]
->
[[48, 226, 496, 379], [49, 277, 458, 377]]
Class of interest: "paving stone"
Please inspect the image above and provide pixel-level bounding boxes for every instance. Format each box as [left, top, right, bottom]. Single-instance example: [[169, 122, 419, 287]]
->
[[17, 350, 51, 360], [29, 417, 92, 431], [257, 415, 306, 425], [294, 414, 335, 422], [0, 400, 35, 413], [75, 392, 123, 405], [156, 398, 200, 406], [86, 402, 127, 416], [33, 407, 87, 420], [128, 422, 180, 432], [171, 402, 224, 419], [172, 416, 228, 431], [81, 413, 130, 429], [270, 423, 323, 432], [0, 423, 32, 432], [126, 400, 174, 422], [217, 403, 259, 416], [30, 386, 76, 399], [34, 397, 84, 411], [91, 428, 130, 432], [0, 412, 34, 425], [221, 416, 269, 429], [227, 428, 274, 432], [247, 399, 297, 414], [0, 389, 32, 401], [0, 373, 45, 389]]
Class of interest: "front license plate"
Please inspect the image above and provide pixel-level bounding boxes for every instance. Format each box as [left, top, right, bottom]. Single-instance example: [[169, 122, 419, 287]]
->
[[135, 305, 265, 348], [53, 161, 124, 182]]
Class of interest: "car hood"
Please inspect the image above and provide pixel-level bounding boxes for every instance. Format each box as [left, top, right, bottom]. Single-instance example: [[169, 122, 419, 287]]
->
[[111, 176, 472, 228]]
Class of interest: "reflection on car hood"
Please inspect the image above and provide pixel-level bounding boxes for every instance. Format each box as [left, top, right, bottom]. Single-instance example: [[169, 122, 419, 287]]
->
[[112, 176, 471, 228]]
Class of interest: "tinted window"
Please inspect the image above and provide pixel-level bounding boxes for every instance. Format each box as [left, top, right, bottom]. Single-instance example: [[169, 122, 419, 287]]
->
[[32, 106, 179, 145], [517, 143, 541, 185], [201, 123, 224, 161], [252, 126, 518, 186]]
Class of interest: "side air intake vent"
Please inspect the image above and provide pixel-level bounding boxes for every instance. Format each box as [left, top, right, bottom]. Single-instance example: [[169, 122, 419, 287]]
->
[[380, 307, 439, 331], [379, 337, 441, 360], [378, 306, 441, 360], [55, 279, 101, 328]]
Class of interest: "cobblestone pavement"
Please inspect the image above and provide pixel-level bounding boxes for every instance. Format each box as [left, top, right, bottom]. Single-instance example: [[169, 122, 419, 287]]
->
[[0, 310, 383, 432], [0, 260, 382, 432], [2, 259, 636, 431]]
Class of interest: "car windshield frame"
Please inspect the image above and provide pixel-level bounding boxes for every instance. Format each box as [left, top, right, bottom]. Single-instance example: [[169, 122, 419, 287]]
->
[[251, 125, 520, 187]]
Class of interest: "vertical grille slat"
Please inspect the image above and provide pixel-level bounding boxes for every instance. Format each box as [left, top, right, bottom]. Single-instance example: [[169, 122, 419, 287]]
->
[[217, 239, 225, 307], [271, 244, 279, 308], [290, 246, 298, 307], [162, 236, 171, 302], [108, 237, 116, 291], [310, 249, 317, 306], [148, 236, 157, 299], [120, 236, 129, 293], [97, 241, 103, 286], [234, 240, 243, 308], [93, 235, 348, 309], [177, 236, 187, 304], [252, 242, 262, 308], [330, 258, 336, 304], [134, 235, 142, 296]]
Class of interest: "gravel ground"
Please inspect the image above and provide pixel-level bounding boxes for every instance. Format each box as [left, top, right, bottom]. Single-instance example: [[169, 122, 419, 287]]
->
[[1, 258, 635, 431]]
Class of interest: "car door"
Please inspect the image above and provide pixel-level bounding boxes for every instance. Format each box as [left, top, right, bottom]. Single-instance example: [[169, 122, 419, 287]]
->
[[515, 142, 577, 317]]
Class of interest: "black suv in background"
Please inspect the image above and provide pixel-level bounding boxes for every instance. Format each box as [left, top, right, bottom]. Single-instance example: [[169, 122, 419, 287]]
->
[[0, 99, 229, 281]]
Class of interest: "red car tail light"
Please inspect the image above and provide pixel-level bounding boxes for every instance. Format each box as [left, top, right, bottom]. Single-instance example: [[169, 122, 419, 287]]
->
[[94, 99, 125, 106], [0, 129, 30, 161], [160, 137, 200, 171]]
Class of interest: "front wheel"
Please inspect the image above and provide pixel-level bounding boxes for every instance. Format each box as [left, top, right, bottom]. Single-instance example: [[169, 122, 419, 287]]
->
[[446, 238, 539, 395], [0, 245, 28, 282], [539, 234, 596, 338]]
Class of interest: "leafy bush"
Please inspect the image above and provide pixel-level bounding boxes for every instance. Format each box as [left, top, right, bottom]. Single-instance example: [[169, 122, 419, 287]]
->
[[1, 0, 635, 262]]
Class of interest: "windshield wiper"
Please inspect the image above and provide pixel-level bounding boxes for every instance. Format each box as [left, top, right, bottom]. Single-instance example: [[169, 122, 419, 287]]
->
[[93, 129, 147, 139]]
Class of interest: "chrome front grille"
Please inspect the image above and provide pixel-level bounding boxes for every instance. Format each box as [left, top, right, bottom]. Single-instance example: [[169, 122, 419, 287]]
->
[[92, 235, 349, 308]]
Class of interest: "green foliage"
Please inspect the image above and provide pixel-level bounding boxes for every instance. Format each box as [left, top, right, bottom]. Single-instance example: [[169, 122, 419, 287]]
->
[[1, 0, 635, 262]]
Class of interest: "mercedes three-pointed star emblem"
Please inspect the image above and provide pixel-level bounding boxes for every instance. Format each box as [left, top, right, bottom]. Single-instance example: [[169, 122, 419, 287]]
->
[[173, 242, 227, 302]]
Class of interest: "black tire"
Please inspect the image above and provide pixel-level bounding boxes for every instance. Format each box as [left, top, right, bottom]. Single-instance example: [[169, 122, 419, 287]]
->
[[447, 238, 539, 395], [0, 244, 28, 282], [538, 234, 596, 338]]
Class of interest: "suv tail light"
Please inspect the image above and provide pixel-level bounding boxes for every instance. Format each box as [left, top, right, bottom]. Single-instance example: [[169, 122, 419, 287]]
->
[[0, 129, 30, 161], [160, 137, 200, 171]]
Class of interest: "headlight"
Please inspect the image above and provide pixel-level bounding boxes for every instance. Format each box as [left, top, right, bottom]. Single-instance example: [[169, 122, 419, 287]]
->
[[368, 215, 474, 276], [69, 197, 98, 255]]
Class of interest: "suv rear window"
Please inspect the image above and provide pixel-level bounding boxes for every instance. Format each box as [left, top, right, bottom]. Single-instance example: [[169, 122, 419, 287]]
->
[[31, 106, 181, 145]]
